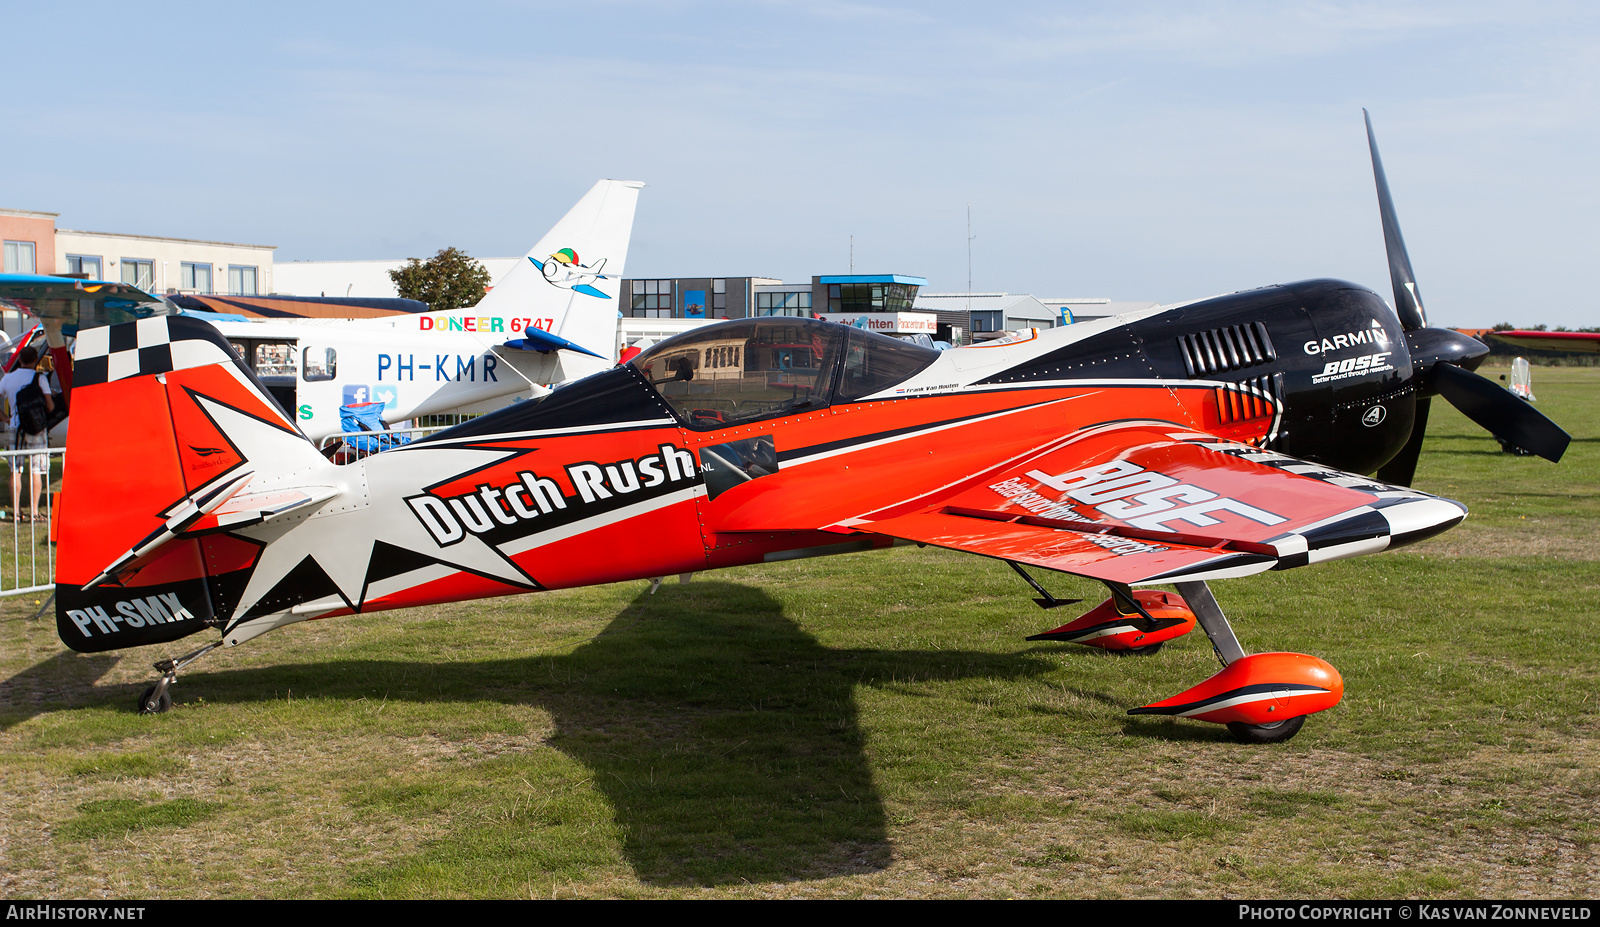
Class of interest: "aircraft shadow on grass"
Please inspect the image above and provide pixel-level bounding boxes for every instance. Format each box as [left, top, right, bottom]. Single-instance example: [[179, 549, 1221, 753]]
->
[[0, 648, 120, 726], [6, 581, 1075, 887]]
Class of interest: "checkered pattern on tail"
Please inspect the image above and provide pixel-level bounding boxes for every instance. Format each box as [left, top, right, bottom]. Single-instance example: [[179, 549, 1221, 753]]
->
[[73, 316, 240, 387]]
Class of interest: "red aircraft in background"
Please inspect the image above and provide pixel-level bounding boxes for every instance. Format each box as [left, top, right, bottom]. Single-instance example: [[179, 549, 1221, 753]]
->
[[1488, 330, 1600, 354], [49, 113, 1570, 744]]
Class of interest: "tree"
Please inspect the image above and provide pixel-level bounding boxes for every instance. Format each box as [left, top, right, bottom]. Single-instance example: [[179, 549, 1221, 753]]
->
[[388, 247, 491, 311]]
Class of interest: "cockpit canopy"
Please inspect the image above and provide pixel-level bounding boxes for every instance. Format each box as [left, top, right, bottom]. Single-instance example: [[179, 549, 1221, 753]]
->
[[629, 317, 939, 430]]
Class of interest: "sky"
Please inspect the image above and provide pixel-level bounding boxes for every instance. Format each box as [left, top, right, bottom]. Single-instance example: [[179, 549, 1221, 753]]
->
[[7, 1, 1599, 327]]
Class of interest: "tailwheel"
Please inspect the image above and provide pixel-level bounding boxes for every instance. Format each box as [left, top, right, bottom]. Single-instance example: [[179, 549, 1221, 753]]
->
[[132, 640, 223, 715], [137, 684, 172, 715], [1226, 715, 1306, 744]]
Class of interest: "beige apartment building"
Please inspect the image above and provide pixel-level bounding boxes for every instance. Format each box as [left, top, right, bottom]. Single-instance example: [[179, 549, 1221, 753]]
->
[[2, 207, 275, 295], [54, 229, 274, 297]]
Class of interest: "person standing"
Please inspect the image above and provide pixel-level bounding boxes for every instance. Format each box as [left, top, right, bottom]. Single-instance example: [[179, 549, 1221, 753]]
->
[[1, 346, 56, 522]]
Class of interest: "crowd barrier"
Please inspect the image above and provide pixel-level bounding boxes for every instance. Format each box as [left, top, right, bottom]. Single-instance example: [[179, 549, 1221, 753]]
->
[[0, 445, 64, 599]]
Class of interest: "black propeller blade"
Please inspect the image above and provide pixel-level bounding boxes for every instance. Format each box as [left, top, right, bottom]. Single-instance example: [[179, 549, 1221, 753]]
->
[[1363, 110, 1572, 485], [1433, 362, 1571, 463], [1365, 108, 1427, 332], [1375, 397, 1431, 487]]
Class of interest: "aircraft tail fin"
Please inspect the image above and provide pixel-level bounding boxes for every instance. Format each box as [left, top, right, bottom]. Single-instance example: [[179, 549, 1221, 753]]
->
[[56, 316, 332, 653], [466, 179, 643, 364]]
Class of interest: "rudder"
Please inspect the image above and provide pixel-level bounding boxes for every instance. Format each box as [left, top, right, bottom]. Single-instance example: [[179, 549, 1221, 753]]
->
[[57, 316, 324, 652]]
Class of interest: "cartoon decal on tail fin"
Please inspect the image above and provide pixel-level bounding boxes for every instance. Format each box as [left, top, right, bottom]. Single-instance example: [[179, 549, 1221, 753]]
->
[[531, 247, 610, 299]]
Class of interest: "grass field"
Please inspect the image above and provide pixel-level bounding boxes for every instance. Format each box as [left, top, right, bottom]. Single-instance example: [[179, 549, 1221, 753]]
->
[[2, 365, 1596, 899]]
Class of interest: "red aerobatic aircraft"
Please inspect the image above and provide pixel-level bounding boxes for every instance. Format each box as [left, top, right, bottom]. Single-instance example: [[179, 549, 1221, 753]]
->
[[52, 113, 1570, 743], [1488, 330, 1600, 354]]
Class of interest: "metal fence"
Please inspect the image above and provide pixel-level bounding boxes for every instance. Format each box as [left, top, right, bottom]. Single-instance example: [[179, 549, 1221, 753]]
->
[[0, 445, 64, 598]]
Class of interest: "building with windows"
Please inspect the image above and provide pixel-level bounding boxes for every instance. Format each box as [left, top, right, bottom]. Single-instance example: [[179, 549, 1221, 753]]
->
[[5, 205, 1164, 345], [913, 292, 1058, 340], [622, 273, 929, 322], [53, 228, 275, 297], [1, 209, 56, 277], [1, 207, 276, 296]]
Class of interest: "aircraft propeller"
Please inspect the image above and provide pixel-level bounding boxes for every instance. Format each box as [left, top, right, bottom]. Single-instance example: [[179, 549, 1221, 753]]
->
[[1364, 110, 1571, 485]]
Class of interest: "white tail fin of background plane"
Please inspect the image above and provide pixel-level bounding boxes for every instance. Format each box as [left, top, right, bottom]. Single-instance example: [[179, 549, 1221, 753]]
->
[[453, 179, 644, 363]]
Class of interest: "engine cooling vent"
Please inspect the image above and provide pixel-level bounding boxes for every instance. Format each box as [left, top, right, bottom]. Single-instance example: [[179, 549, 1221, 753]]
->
[[1178, 322, 1277, 377], [1215, 372, 1284, 427]]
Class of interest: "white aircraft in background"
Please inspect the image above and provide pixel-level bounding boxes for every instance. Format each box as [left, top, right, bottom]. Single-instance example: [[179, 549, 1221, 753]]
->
[[184, 179, 643, 442]]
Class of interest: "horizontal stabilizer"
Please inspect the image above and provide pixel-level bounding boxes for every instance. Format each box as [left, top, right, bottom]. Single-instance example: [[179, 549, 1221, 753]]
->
[[501, 328, 606, 358], [187, 485, 341, 533], [83, 470, 256, 590]]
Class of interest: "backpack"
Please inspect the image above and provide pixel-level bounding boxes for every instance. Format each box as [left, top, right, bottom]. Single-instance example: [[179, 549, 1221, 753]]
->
[[15, 375, 48, 436]]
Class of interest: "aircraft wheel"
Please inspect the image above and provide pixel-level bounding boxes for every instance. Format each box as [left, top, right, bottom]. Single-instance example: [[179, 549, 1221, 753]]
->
[[1118, 642, 1164, 657], [1226, 714, 1305, 744], [137, 685, 172, 715]]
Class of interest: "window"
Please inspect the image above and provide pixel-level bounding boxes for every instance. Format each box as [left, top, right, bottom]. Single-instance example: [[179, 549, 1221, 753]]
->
[[3, 241, 36, 274], [712, 278, 727, 312], [65, 255, 102, 278], [120, 259, 154, 290], [754, 291, 812, 317], [229, 265, 258, 296], [837, 327, 939, 402], [253, 342, 295, 377], [971, 311, 1001, 333], [303, 346, 336, 381], [631, 318, 845, 431], [827, 282, 917, 313], [181, 262, 213, 293], [630, 279, 673, 317]]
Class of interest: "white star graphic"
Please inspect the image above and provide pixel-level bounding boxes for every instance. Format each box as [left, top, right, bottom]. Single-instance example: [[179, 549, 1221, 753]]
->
[[192, 395, 534, 621]]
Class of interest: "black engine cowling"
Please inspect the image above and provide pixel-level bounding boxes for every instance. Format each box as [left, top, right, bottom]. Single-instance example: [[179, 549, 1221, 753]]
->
[[1140, 279, 1420, 475], [983, 278, 1489, 477]]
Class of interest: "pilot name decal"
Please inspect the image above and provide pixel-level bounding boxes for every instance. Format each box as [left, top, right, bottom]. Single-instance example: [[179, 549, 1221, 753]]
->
[[407, 444, 699, 546], [1311, 351, 1394, 384], [1302, 319, 1391, 355], [895, 382, 961, 396], [1000, 459, 1287, 533], [66, 593, 199, 638]]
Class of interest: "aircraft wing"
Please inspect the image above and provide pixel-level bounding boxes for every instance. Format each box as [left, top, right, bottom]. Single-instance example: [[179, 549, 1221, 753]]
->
[[1487, 330, 1600, 354], [0, 273, 166, 330], [844, 421, 1465, 586]]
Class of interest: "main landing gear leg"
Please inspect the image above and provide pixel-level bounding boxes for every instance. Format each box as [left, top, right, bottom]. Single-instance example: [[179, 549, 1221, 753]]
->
[[1172, 580, 1245, 666], [1130, 581, 1343, 744], [138, 639, 224, 715]]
